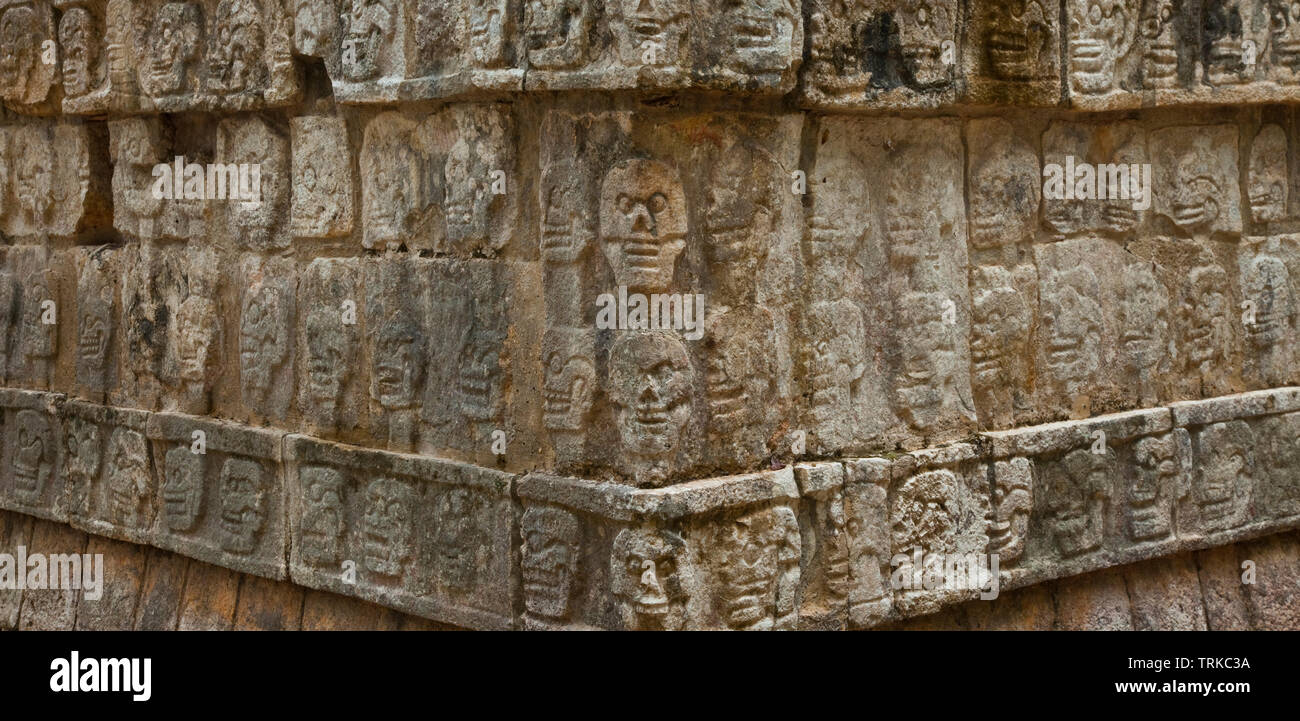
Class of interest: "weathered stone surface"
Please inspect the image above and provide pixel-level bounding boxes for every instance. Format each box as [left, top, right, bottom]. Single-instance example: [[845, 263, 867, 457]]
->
[[1195, 544, 1252, 630], [0, 510, 32, 628], [1125, 554, 1208, 630], [17, 518, 87, 630], [133, 544, 189, 629], [286, 433, 517, 629], [1052, 567, 1132, 630], [74, 534, 147, 630], [0, 389, 65, 521], [176, 559, 240, 630], [232, 573, 303, 629], [148, 411, 287, 579], [62, 400, 153, 544]]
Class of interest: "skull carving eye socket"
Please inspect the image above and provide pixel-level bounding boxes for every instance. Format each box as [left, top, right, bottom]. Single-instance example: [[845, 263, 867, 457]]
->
[[617, 193, 633, 214], [647, 192, 668, 215], [658, 557, 676, 576]]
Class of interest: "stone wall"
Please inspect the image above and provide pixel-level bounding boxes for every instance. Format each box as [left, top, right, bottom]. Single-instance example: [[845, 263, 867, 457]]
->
[[0, 0, 1297, 630]]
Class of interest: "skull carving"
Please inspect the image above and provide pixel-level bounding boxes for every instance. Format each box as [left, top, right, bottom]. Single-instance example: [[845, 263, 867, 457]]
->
[[711, 506, 799, 630], [469, 0, 509, 68], [207, 0, 267, 94], [362, 478, 413, 577], [611, 526, 688, 630], [293, 0, 339, 57], [0, 5, 46, 104], [300, 466, 345, 567], [443, 134, 497, 253], [145, 3, 202, 97], [896, 0, 957, 88], [1269, 0, 1300, 78], [63, 418, 102, 515], [805, 299, 866, 446], [304, 306, 349, 418], [1180, 265, 1231, 372], [21, 276, 56, 367], [240, 282, 289, 408], [520, 506, 580, 620], [1040, 268, 1103, 394], [1248, 124, 1288, 224], [704, 141, 774, 297], [105, 428, 149, 529], [177, 294, 219, 387], [163, 445, 204, 532], [1118, 262, 1168, 372], [1069, 0, 1136, 93], [11, 410, 52, 504], [343, 0, 394, 81], [1129, 433, 1181, 541], [433, 486, 490, 591], [1243, 255, 1294, 348], [373, 308, 423, 411], [1169, 150, 1223, 234], [971, 266, 1031, 392], [704, 310, 773, 435], [969, 124, 1039, 249], [457, 327, 504, 422], [984, 0, 1055, 80], [219, 458, 266, 554], [1043, 449, 1110, 557], [542, 328, 596, 432], [891, 469, 957, 554], [76, 278, 113, 388], [607, 331, 695, 486], [718, 0, 798, 75], [523, 0, 591, 69], [14, 128, 52, 225], [1190, 421, 1253, 532], [988, 458, 1032, 564], [1140, 0, 1178, 87], [599, 159, 688, 293], [58, 6, 100, 98], [1202, 0, 1247, 85], [611, 0, 688, 67], [892, 292, 960, 433]]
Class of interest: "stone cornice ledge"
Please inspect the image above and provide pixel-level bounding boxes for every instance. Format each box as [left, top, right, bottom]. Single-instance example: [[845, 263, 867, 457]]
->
[[1, 386, 1297, 629]]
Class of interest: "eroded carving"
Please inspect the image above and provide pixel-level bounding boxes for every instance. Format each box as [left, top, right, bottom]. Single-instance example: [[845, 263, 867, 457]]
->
[[708, 506, 800, 630], [607, 330, 695, 486], [599, 158, 688, 292], [218, 457, 265, 554], [611, 525, 688, 630], [162, 445, 204, 532], [361, 477, 413, 577], [299, 466, 345, 567], [520, 505, 580, 620]]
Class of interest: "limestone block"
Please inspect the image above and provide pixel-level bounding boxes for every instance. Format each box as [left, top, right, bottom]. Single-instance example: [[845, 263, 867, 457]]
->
[[113, 0, 300, 113], [0, 389, 66, 522], [1239, 235, 1299, 389], [964, 0, 1062, 105], [807, 115, 974, 454], [360, 105, 516, 255], [517, 468, 800, 630], [796, 459, 892, 629], [801, 0, 961, 109], [147, 411, 287, 579], [285, 433, 517, 630], [297, 257, 365, 437], [290, 113, 354, 239], [887, 443, 991, 617], [0, 121, 107, 239], [61, 399, 153, 544], [176, 559, 240, 629], [0, 0, 60, 113], [238, 254, 295, 422], [73, 246, 120, 401], [215, 114, 291, 252], [2, 247, 59, 388]]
